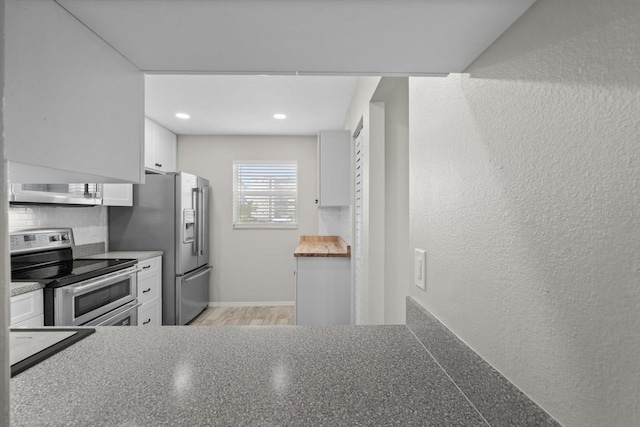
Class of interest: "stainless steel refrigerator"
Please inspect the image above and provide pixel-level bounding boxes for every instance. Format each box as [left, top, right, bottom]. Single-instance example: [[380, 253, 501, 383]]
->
[[109, 172, 211, 325]]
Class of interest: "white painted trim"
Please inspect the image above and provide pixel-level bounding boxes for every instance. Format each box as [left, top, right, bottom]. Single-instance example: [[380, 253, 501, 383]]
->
[[208, 301, 295, 307]]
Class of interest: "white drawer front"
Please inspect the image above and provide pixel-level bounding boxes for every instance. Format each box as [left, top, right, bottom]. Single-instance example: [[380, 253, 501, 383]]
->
[[138, 301, 161, 326], [137, 256, 162, 280], [10, 290, 44, 326], [138, 274, 160, 305]]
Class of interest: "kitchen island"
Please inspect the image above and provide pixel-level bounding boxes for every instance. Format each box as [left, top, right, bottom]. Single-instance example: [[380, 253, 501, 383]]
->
[[10, 298, 558, 426], [12, 325, 484, 426]]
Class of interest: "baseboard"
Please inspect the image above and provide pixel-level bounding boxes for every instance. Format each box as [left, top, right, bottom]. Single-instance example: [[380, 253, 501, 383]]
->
[[406, 297, 559, 427], [208, 301, 295, 307]]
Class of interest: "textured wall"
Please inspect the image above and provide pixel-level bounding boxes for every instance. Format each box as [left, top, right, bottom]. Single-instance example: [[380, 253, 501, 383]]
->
[[178, 135, 318, 305], [408, 1, 640, 426]]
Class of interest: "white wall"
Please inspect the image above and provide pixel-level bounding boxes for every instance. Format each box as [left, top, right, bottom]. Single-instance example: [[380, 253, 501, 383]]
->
[[8, 206, 108, 246], [318, 207, 351, 244], [407, 1, 640, 426], [178, 135, 318, 305], [344, 77, 411, 325], [344, 77, 382, 134], [372, 78, 410, 325]]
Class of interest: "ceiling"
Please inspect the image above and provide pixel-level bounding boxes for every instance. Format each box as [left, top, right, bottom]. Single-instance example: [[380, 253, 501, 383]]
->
[[55, 0, 536, 135], [145, 75, 358, 135]]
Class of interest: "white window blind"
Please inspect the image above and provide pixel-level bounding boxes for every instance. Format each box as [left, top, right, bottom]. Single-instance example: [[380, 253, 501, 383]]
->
[[233, 161, 298, 228]]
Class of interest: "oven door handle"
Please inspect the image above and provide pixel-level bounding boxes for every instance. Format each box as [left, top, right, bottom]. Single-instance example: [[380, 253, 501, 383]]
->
[[66, 269, 135, 294], [82, 301, 141, 326]]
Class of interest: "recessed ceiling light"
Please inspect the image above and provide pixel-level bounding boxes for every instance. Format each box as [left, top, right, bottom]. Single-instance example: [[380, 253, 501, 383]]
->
[[176, 113, 190, 119], [273, 113, 287, 120]]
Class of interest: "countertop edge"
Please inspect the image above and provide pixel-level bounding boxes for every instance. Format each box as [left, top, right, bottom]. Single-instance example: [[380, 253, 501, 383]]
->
[[81, 251, 164, 262], [10, 282, 44, 297]]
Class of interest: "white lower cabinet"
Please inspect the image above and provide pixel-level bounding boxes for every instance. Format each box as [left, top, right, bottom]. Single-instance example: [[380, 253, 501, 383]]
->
[[10, 289, 44, 327], [137, 256, 162, 326], [295, 257, 351, 326]]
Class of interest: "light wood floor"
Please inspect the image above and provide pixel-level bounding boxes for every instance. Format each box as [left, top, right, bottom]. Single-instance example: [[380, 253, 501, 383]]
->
[[189, 306, 295, 326]]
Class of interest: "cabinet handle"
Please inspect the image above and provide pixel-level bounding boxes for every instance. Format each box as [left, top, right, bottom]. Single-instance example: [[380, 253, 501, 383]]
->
[[142, 288, 151, 293], [155, 163, 162, 168], [142, 265, 151, 270], [143, 319, 151, 325]]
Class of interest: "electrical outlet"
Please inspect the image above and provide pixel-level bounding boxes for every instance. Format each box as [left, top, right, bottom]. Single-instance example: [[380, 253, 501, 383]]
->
[[414, 249, 426, 290]]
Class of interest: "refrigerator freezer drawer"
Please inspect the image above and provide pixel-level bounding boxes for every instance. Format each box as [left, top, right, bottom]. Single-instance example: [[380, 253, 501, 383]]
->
[[176, 266, 212, 325]]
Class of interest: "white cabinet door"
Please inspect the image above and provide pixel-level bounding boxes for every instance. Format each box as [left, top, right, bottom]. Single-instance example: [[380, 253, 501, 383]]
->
[[145, 118, 177, 173], [10, 290, 44, 327], [102, 184, 133, 206], [144, 119, 157, 170], [155, 126, 177, 173], [318, 130, 350, 206], [296, 257, 351, 326], [5, 1, 144, 184]]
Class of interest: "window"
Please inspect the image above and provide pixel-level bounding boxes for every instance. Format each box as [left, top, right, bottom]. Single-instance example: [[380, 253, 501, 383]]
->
[[233, 161, 298, 228]]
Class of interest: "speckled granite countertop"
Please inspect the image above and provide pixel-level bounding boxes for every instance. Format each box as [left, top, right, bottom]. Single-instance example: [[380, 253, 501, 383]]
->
[[81, 250, 163, 262], [10, 282, 44, 297], [10, 326, 486, 426]]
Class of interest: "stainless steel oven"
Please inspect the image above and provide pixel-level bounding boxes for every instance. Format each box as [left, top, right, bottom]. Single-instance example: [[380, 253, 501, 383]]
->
[[11, 229, 139, 327], [84, 300, 139, 326], [52, 265, 138, 326]]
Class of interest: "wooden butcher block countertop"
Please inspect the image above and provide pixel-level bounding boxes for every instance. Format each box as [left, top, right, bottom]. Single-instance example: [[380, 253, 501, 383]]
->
[[294, 236, 351, 258]]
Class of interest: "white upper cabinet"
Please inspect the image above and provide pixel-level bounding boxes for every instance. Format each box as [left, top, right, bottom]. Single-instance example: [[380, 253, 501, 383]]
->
[[5, 0, 144, 184], [145, 118, 177, 174], [317, 130, 350, 207], [102, 183, 133, 207]]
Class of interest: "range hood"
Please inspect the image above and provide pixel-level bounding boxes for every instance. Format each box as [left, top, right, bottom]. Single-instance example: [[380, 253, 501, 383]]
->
[[9, 183, 103, 206]]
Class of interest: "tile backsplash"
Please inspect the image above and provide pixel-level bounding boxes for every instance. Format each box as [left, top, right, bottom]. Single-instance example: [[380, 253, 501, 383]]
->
[[318, 206, 351, 244], [8, 205, 108, 246]]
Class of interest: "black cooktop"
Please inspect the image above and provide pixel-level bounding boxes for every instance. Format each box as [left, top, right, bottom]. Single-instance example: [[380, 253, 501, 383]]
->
[[11, 248, 136, 288]]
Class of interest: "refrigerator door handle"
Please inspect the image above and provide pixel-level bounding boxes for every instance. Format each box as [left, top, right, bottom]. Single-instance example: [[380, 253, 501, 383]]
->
[[192, 188, 199, 255], [194, 187, 200, 255], [184, 266, 213, 282], [198, 188, 205, 256]]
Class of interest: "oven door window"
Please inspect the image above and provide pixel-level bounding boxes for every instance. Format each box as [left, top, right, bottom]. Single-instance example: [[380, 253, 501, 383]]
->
[[74, 279, 131, 318]]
